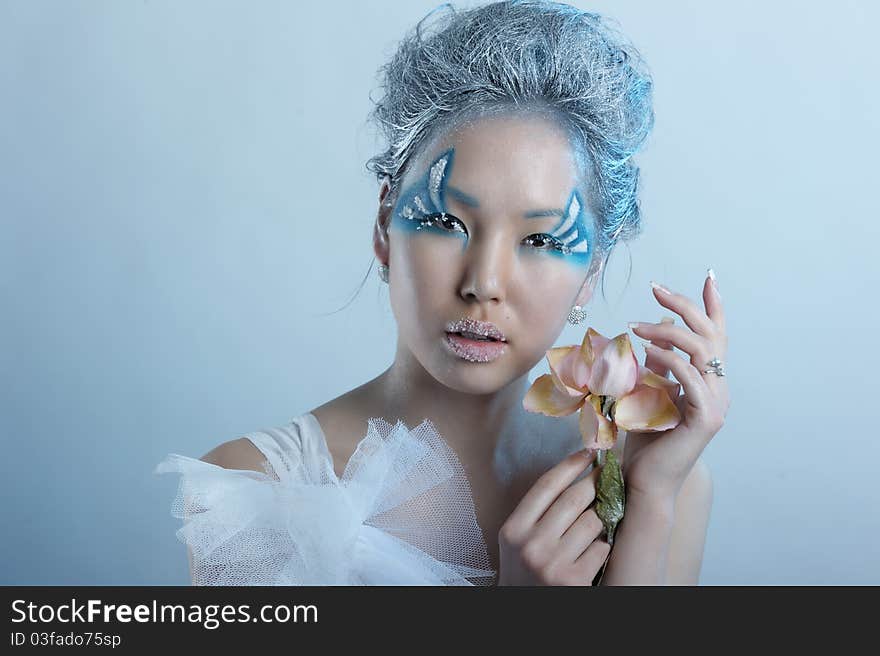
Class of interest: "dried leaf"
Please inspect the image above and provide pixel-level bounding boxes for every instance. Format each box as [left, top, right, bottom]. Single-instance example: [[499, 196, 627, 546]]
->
[[595, 449, 625, 546]]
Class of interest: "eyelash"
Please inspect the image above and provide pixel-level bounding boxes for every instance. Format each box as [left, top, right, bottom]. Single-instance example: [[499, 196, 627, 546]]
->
[[415, 212, 571, 254]]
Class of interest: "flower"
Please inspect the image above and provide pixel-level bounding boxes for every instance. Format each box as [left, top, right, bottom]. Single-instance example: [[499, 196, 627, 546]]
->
[[523, 327, 682, 451]]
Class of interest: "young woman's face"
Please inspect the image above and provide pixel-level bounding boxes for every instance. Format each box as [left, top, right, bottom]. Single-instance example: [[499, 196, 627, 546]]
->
[[377, 113, 601, 395]]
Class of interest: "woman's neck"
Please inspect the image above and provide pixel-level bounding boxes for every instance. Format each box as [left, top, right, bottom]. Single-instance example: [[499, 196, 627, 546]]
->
[[373, 351, 534, 467]]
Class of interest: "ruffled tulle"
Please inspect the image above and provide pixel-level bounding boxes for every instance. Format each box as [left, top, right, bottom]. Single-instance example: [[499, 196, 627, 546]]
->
[[155, 417, 497, 586]]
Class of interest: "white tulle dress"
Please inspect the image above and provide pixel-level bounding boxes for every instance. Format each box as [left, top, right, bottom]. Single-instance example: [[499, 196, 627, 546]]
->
[[154, 412, 497, 586]]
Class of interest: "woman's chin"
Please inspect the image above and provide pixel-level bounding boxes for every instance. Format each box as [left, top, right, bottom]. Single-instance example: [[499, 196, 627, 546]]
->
[[429, 359, 522, 396]]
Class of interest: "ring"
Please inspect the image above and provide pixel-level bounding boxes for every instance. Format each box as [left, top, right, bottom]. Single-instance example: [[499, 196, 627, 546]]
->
[[702, 357, 725, 377]]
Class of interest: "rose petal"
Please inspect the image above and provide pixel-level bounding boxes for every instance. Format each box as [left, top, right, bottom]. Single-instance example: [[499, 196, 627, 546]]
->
[[546, 346, 586, 394], [587, 333, 639, 398], [523, 374, 586, 417], [613, 386, 682, 432]]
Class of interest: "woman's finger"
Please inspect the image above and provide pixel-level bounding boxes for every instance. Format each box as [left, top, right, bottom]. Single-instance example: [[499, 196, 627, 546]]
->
[[571, 537, 611, 583], [504, 449, 597, 538], [630, 321, 716, 371], [644, 343, 712, 415], [703, 269, 726, 334], [533, 466, 601, 540], [557, 507, 604, 562], [650, 280, 714, 339], [641, 316, 675, 379]]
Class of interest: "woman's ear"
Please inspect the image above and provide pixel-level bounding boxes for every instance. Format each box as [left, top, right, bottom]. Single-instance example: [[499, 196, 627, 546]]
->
[[373, 176, 394, 264]]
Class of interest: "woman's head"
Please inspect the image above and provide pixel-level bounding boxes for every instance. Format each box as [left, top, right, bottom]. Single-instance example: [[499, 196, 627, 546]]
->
[[364, 0, 654, 395]]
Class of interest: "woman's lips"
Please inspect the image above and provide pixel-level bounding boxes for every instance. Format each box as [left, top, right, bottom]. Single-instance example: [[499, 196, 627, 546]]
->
[[443, 332, 507, 363]]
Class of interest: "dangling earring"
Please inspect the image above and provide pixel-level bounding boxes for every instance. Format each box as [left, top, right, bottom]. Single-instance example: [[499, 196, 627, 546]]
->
[[567, 304, 587, 325], [378, 264, 389, 284]]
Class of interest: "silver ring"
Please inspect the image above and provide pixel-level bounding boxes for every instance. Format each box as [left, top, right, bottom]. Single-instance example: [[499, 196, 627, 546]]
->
[[702, 357, 725, 377]]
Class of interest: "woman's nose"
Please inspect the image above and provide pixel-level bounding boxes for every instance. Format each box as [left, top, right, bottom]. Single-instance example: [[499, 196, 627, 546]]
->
[[458, 237, 511, 304]]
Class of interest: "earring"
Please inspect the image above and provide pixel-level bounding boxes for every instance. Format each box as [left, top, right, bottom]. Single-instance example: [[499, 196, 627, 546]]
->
[[567, 304, 587, 325], [378, 264, 389, 283]]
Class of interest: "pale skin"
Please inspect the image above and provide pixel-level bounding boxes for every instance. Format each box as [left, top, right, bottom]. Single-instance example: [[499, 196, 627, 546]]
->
[[201, 111, 726, 585]]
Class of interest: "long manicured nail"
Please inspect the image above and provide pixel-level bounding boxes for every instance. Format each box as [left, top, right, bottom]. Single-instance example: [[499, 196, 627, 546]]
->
[[650, 280, 672, 294], [707, 268, 721, 297]]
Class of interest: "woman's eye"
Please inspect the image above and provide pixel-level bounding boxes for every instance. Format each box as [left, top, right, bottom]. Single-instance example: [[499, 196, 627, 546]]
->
[[411, 217, 567, 253], [418, 212, 467, 234], [524, 233, 569, 254]]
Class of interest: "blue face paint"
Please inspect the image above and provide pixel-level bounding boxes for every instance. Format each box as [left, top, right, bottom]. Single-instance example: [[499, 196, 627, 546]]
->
[[392, 148, 466, 241], [538, 189, 594, 265], [392, 148, 593, 266]]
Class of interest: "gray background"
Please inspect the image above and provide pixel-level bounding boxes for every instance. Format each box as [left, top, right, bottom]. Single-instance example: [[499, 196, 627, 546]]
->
[[2, 0, 877, 585]]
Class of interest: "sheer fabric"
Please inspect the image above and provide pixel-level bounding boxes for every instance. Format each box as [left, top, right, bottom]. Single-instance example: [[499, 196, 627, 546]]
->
[[155, 414, 497, 586]]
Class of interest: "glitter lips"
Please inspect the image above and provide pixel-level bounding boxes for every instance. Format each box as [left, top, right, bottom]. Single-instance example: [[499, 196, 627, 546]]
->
[[444, 317, 508, 363]]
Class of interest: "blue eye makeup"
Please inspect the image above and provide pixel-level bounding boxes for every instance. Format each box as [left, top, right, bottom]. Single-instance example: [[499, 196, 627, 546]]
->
[[393, 148, 467, 239], [533, 189, 593, 264], [392, 149, 593, 265]]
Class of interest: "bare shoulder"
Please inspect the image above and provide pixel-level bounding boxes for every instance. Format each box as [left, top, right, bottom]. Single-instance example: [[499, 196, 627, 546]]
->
[[309, 384, 383, 479], [200, 437, 266, 473]]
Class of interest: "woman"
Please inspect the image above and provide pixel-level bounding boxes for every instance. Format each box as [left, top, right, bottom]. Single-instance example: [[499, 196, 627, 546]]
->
[[157, 0, 728, 586]]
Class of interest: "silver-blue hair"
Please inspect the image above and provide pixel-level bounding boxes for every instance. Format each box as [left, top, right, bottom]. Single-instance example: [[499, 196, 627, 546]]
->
[[365, 0, 655, 289]]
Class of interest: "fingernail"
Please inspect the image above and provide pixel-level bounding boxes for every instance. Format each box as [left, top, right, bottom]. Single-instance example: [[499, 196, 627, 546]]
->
[[627, 321, 642, 330], [640, 340, 653, 349], [650, 280, 672, 294], [707, 267, 721, 297], [660, 316, 675, 324]]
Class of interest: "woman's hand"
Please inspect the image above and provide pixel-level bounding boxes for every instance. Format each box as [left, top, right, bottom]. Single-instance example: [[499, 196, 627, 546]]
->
[[624, 271, 730, 501], [497, 449, 611, 585]]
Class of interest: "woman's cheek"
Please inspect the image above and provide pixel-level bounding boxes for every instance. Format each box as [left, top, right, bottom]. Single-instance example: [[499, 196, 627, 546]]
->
[[392, 231, 466, 290], [519, 249, 587, 286], [517, 258, 587, 320], [518, 240, 592, 267]]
